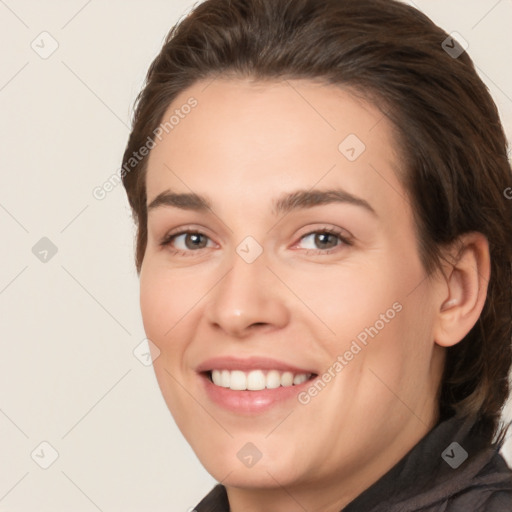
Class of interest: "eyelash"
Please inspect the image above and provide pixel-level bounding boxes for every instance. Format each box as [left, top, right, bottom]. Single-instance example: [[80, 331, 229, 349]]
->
[[159, 226, 352, 257]]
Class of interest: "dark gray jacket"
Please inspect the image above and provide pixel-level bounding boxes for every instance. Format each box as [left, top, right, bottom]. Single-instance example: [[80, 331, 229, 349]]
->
[[194, 414, 512, 511]]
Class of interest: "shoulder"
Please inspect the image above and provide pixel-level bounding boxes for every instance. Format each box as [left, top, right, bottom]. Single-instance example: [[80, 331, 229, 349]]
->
[[443, 453, 512, 512], [481, 490, 512, 511], [194, 484, 229, 512], [442, 489, 512, 512]]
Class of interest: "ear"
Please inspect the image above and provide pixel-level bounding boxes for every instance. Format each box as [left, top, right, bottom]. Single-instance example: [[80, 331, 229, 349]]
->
[[433, 232, 490, 348]]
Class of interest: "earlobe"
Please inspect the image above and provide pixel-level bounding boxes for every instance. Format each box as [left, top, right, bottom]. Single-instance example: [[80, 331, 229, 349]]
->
[[434, 232, 490, 348]]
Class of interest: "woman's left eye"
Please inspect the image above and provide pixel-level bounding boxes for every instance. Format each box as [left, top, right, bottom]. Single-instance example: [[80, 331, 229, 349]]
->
[[295, 229, 351, 253]]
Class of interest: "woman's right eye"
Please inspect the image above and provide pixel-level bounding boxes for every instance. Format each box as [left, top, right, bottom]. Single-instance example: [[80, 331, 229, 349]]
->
[[160, 230, 215, 256]]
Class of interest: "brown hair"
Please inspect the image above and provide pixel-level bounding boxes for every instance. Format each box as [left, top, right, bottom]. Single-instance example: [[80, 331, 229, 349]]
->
[[121, 0, 512, 443]]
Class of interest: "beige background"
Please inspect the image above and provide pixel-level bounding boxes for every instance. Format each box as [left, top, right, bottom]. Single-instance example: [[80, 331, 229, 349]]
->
[[0, 1, 511, 510]]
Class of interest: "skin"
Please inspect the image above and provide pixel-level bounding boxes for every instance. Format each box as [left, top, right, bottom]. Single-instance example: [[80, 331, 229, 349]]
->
[[139, 78, 490, 512]]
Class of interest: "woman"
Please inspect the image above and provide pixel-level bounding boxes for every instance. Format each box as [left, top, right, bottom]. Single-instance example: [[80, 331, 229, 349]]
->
[[120, 0, 512, 510]]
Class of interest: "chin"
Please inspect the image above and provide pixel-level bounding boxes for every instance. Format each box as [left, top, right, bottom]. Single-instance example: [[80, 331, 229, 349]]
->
[[188, 435, 307, 489], [205, 458, 301, 489]]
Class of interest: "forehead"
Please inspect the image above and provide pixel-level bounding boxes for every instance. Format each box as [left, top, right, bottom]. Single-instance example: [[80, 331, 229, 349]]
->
[[145, 78, 408, 222]]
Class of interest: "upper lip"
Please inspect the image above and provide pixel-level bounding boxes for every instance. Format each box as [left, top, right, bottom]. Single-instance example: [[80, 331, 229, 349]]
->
[[196, 356, 317, 374]]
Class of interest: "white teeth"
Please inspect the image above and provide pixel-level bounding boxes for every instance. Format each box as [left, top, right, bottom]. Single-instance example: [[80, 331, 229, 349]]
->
[[266, 370, 281, 389], [247, 370, 266, 390], [220, 370, 230, 388], [281, 371, 294, 387], [293, 373, 309, 385], [230, 370, 247, 390], [210, 369, 312, 390], [212, 369, 231, 388], [212, 369, 222, 385]]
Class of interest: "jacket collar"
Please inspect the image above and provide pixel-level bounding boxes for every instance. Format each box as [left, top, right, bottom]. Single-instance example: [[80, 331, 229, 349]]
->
[[344, 413, 511, 511]]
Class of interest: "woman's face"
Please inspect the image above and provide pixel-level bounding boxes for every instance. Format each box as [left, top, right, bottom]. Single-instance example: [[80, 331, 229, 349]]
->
[[140, 78, 445, 494]]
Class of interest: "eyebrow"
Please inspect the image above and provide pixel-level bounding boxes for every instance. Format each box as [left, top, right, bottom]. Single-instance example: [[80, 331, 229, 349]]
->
[[147, 187, 377, 217]]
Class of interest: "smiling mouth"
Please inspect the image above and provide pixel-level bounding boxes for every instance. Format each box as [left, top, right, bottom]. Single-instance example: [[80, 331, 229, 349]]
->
[[205, 369, 317, 391]]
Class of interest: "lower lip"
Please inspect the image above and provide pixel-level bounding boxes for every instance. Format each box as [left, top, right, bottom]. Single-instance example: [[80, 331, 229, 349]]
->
[[199, 373, 315, 414]]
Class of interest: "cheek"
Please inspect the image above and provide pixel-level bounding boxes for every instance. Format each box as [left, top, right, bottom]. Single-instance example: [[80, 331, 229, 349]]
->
[[305, 253, 429, 377], [139, 270, 168, 340], [338, 283, 436, 412], [291, 258, 408, 343], [139, 264, 199, 338], [139, 267, 190, 367], [139, 266, 196, 418]]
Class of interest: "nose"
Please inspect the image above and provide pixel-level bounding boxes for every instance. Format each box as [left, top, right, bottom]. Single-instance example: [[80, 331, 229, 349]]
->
[[204, 248, 290, 338]]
